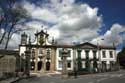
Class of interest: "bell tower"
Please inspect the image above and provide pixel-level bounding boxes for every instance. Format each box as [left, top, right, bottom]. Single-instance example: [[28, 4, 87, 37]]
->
[[21, 32, 28, 45]]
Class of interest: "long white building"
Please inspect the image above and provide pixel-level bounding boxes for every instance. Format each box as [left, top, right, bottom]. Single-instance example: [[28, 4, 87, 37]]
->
[[19, 30, 117, 74]]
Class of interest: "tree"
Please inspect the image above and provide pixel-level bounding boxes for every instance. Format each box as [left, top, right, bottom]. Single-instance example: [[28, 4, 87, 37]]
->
[[0, 0, 29, 50], [117, 47, 125, 68]]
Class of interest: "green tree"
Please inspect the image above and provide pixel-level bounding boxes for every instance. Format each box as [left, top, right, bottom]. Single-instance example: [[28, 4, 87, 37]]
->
[[117, 47, 125, 68]]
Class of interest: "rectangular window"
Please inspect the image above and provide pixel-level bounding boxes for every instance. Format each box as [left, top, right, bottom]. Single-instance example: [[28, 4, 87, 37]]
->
[[68, 50, 71, 57], [32, 49, 35, 56], [102, 51, 106, 58], [46, 49, 51, 59], [59, 50, 62, 57], [58, 61, 62, 68], [59, 49, 71, 57], [109, 51, 113, 58], [82, 61, 86, 68], [39, 48, 43, 54], [67, 61, 71, 68]]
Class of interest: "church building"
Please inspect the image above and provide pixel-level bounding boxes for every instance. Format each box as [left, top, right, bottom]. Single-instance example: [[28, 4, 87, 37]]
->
[[19, 29, 117, 74]]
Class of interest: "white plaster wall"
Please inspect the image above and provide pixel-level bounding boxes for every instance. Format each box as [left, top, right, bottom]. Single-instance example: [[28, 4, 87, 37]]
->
[[56, 48, 73, 71], [82, 61, 86, 68], [96, 51, 99, 59], [19, 46, 26, 56], [81, 49, 98, 59], [56, 48, 61, 70], [81, 50, 85, 59], [100, 49, 116, 62], [100, 49, 116, 70], [89, 50, 94, 59]]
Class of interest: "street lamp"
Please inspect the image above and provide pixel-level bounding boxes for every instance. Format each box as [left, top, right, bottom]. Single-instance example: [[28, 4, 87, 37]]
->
[[97, 38, 104, 73], [97, 42, 101, 72]]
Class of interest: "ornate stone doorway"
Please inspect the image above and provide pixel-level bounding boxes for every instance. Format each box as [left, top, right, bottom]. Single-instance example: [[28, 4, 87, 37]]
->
[[37, 61, 42, 71], [46, 61, 50, 71]]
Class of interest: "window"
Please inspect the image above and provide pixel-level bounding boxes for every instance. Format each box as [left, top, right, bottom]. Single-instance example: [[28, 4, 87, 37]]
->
[[39, 48, 43, 54], [82, 61, 86, 68], [46, 49, 51, 59], [59, 49, 71, 57], [67, 61, 71, 68], [102, 51, 106, 58], [59, 50, 62, 57], [32, 49, 35, 55], [109, 51, 113, 58], [67, 50, 71, 57], [93, 50, 97, 59], [58, 61, 62, 68]]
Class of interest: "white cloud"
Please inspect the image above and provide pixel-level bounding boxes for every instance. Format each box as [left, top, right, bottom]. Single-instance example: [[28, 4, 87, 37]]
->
[[1, 0, 103, 49], [8, 33, 21, 49], [3, 0, 125, 49], [62, 0, 75, 5], [91, 24, 125, 47], [32, 8, 58, 23], [55, 4, 102, 44], [0, 28, 4, 34], [103, 24, 125, 45]]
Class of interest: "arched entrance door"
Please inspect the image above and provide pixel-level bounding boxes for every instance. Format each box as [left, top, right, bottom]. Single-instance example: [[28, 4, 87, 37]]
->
[[37, 61, 42, 71], [46, 61, 50, 71]]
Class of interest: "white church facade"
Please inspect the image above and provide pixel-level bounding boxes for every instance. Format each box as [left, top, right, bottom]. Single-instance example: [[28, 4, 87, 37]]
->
[[19, 30, 117, 74]]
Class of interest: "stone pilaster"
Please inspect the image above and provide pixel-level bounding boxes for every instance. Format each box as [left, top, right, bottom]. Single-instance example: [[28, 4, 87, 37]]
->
[[50, 47, 56, 72], [73, 48, 77, 70], [43, 48, 46, 72], [34, 48, 38, 73]]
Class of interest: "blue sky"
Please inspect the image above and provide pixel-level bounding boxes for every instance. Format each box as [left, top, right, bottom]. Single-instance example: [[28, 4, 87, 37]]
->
[[76, 0, 125, 34], [76, 0, 125, 50], [0, 0, 125, 50]]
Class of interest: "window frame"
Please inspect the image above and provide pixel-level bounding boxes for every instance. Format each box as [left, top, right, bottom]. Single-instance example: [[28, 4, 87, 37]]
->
[[102, 50, 106, 58], [109, 51, 113, 58]]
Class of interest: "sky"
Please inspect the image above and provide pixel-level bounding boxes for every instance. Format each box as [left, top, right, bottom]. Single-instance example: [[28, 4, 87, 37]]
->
[[0, 0, 125, 51]]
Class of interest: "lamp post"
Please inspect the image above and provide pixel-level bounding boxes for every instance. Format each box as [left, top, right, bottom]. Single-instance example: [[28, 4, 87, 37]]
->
[[61, 48, 68, 78], [97, 42, 101, 72], [97, 38, 104, 73], [73, 47, 78, 78]]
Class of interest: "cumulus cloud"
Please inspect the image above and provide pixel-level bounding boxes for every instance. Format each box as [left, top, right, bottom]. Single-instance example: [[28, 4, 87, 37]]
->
[[50, 3, 102, 44], [91, 24, 125, 46], [2, 0, 103, 49], [1, 0, 124, 49]]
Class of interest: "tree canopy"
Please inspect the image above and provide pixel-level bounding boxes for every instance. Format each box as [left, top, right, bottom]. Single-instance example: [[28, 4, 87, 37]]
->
[[117, 47, 125, 68]]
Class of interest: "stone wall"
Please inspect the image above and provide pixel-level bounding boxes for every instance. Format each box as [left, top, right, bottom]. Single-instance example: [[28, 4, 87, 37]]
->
[[0, 55, 16, 77]]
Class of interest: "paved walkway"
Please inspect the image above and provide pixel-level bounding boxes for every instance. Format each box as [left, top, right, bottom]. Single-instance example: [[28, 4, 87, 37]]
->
[[0, 77, 19, 83]]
